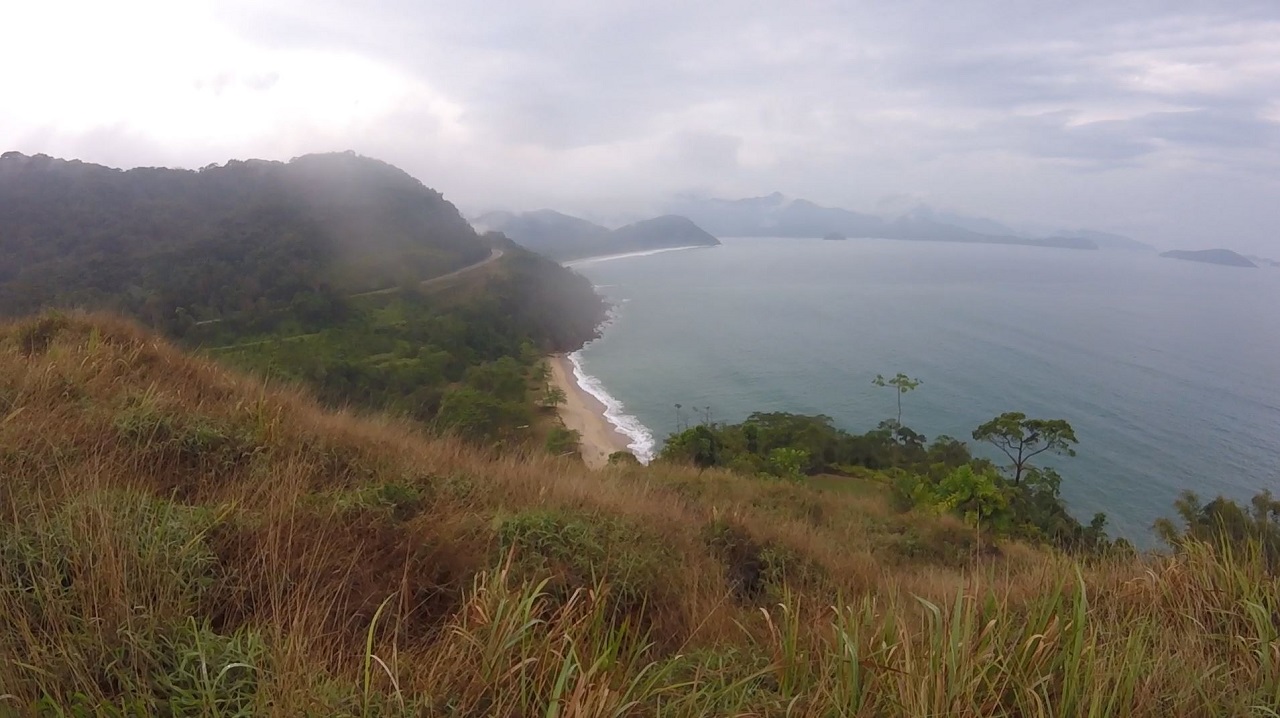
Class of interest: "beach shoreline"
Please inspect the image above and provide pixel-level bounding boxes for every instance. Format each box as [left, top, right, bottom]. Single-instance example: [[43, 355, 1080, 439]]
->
[[548, 353, 633, 468]]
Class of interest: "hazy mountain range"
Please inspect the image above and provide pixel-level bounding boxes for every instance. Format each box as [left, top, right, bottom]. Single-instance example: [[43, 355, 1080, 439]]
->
[[661, 193, 1165, 251]]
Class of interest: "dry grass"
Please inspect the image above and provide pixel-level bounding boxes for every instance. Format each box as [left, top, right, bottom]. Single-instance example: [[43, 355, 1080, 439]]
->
[[0, 311, 1276, 716]]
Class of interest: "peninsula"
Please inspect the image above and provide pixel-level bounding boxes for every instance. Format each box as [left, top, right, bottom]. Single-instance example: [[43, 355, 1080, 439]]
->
[[1159, 249, 1257, 268]]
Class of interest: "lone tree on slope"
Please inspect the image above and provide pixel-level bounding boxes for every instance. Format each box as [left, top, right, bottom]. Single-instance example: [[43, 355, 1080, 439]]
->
[[971, 412, 1078, 486], [872, 372, 921, 427]]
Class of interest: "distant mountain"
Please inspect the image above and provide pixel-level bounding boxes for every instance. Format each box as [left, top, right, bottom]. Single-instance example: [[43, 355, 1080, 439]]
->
[[474, 210, 719, 261], [1052, 229, 1155, 252], [1245, 254, 1279, 268], [665, 194, 1096, 250], [473, 209, 611, 259], [1160, 249, 1257, 268], [887, 214, 1096, 249], [902, 206, 1022, 237], [664, 192, 794, 236], [609, 215, 719, 253]]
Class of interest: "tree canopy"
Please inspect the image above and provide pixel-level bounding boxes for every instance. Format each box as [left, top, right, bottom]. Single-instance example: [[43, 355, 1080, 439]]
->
[[972, 412, 1078, 486]]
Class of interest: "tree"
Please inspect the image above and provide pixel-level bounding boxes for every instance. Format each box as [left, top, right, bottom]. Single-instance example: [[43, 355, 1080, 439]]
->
[[541, 386, 567, 410], [545, 425, 580, 456], [933, 464, 1010, 530], [1154, 489, 1280, 564], [660, 425, 722, 472], [971, 412, 1077, 486], [872, 373, 921, 426]]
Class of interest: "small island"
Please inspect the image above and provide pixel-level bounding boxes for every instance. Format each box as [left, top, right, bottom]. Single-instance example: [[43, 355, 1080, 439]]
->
[[1159, 249, 1257, 268], [822, 232, 847, 241]]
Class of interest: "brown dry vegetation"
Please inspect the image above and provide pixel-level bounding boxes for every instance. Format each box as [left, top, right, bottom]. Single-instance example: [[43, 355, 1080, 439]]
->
[[0, 312, 1276, 716]]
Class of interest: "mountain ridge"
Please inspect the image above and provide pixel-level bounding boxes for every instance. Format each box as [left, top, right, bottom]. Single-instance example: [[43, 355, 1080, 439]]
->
[[665, 193, 1100, 249], [0, 150, 495, 324]]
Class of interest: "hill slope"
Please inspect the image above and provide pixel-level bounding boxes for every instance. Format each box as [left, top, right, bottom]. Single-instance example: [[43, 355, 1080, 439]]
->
[[607, 214, 719, 254], [1, 312, 1275, 715], [475, 209, 720, 260], [0, 151, 492, 326], [0, 152, 608, 438]]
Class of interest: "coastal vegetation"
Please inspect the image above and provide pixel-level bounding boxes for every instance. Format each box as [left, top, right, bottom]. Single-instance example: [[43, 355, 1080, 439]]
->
[[658, 409, 1117, 554]]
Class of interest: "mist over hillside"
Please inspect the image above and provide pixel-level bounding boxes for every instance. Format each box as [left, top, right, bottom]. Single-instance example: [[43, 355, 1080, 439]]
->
[[0, 151, 494, 323]]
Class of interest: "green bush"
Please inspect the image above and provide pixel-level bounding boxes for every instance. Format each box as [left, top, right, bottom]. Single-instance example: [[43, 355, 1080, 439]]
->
[[495, 510, 668, 609], [608, 450, 640, 466], [702, 518, 823, 603], [544, 425, 580, 457], [114, 396, 262, 475], [16, 311, 70, 356]]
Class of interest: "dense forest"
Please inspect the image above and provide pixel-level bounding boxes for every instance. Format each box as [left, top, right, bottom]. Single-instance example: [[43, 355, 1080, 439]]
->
[[0, 151, 491, 324], [0, 152, 606, 439]]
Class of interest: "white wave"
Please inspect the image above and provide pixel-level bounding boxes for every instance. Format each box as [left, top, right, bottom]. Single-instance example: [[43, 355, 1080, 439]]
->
[[564, 245, 711, 268], [566, 350, 656, 463]]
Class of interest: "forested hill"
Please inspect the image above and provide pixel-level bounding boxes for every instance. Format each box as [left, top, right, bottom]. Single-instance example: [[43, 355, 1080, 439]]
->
[[0, 151, 491, 325], [474, 209, 720, 261]]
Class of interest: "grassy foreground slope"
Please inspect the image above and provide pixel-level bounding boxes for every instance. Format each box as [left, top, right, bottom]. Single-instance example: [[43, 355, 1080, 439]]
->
[[1, 313, 1277, 716]]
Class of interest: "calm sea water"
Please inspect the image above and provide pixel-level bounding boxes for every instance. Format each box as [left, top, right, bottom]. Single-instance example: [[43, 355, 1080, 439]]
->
[[568, 238, 1280, 545]]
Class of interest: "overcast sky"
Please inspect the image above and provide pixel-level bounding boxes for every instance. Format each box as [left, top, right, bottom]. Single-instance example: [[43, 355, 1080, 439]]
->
[[4, 0, 1279, 251]]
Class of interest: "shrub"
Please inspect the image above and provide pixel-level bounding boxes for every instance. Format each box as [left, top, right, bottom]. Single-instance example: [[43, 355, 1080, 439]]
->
[[495, 510, 668, 610], [16, 311, 70, 356], [702, 518, 823, 603], [608, 450, 640, 466], [544, 425, 580, 457]]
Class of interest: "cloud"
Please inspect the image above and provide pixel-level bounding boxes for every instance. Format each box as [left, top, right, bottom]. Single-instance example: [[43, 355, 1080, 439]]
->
[[3, 0, 1279, 251]]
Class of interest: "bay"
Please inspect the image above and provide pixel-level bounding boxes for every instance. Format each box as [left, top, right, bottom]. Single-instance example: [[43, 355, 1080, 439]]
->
[[569, 237, 1280, 545]]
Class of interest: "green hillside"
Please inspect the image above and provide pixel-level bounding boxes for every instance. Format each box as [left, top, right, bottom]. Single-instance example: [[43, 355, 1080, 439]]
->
[[0, 152, 606, 441], [0, 151, 490, 327], [0, 312, 1276, 715]]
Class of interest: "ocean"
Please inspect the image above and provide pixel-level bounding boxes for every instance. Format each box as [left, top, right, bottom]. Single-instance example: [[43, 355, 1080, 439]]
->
[[565, 237, 1280, 545]]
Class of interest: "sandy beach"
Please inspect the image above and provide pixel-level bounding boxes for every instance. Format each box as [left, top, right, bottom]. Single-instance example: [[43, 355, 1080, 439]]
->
[[548, 353, 632, 468]]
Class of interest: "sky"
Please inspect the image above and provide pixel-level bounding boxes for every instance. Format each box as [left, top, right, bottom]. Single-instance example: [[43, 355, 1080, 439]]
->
[[3, 0, 1279, 251]]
